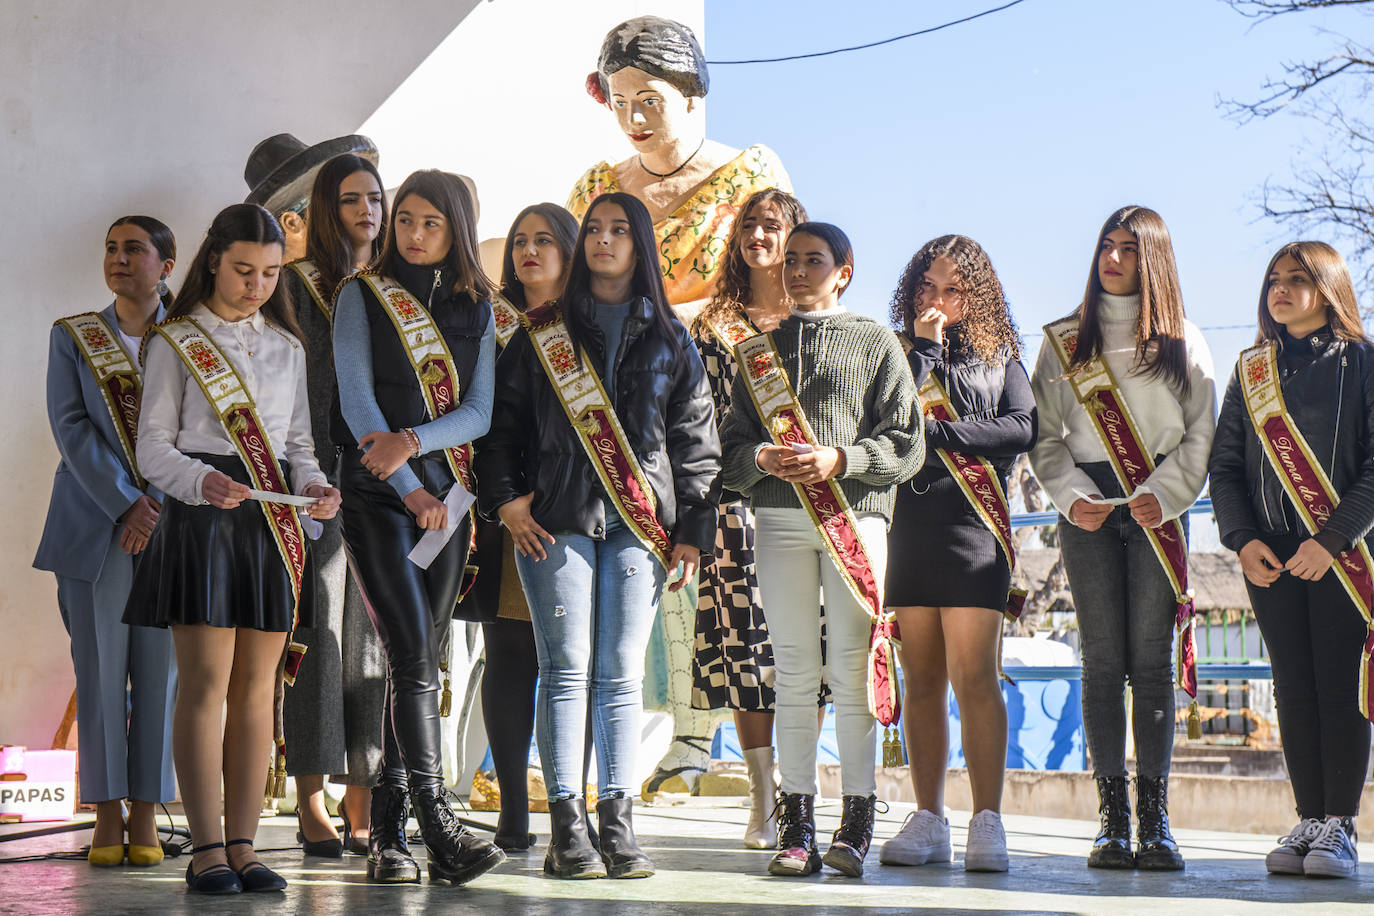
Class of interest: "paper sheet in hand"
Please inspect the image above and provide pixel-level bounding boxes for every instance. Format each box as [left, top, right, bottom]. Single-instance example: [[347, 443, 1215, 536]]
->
[[407, 483, 476, 569], [247, 488, 318, 507], [1073, 485, 1151, 508]]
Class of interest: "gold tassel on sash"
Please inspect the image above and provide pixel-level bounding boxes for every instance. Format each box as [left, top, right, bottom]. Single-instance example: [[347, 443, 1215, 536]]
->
[[439, 659, 453, 719], [881, 727, 903, 768]]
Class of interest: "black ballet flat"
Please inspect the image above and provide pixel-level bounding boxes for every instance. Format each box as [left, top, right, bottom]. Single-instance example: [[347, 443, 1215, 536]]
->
[[184, 842, 243, 895], [338, 796, 369, 857], [494, 830, 537, 852], [296, 807, 344, 858], [227, 839, 287, 892]]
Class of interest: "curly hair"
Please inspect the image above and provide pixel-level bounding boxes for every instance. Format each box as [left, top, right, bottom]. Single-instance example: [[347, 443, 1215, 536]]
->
[[693, 188, 807, 334], [889, 235, 1020, 363]]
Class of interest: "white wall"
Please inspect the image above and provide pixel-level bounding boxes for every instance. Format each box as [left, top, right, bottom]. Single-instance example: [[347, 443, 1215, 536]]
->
[[0, 0, 700, 749]]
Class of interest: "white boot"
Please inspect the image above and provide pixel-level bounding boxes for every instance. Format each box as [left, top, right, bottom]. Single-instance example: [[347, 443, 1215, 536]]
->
[[743, 746, 779, 849]]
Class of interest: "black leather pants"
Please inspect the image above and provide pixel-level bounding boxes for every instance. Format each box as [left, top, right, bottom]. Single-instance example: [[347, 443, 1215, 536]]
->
[[340, 448, 470, 789]]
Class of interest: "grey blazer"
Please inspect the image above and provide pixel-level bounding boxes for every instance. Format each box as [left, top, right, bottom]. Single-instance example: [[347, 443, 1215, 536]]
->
[[34, 303, 162, 582]]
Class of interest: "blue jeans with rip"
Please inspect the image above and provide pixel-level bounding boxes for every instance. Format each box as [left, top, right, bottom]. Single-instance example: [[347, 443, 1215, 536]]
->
[[514, 517, 665, 800]]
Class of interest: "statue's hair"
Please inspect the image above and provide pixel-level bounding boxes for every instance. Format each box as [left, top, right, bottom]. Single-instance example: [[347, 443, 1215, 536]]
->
[[596, 16, 708, 100]]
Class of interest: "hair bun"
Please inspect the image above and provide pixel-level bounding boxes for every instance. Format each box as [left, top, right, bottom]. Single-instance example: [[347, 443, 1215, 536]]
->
[[585, 72, 607, 105]]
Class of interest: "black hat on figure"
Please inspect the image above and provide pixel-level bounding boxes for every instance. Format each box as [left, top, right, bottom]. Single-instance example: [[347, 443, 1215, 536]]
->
[[244, 133, 380, 215]]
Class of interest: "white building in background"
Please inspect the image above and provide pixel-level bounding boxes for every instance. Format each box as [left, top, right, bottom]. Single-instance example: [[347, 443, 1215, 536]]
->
[[0, 0, 702, 748]]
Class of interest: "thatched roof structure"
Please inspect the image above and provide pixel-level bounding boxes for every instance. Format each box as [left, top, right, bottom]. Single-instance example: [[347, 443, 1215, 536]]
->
[[1014, 550, 1250, 615]]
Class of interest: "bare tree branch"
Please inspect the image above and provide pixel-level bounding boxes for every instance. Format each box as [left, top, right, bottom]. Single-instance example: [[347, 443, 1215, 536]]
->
[[1224, 0, 1374, 19]]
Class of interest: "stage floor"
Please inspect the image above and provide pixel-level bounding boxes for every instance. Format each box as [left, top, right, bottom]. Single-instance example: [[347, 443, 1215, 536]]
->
[[1, 798, 1370, 914]]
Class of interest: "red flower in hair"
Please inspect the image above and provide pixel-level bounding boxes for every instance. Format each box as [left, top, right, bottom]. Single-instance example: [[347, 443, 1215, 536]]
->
[[585, 72, 607, 106]]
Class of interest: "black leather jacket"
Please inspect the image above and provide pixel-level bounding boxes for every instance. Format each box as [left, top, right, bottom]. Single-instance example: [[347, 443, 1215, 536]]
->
[[475, 296, 721, 553], [1209, 327, 1374, 555], [906, 327, 1038, 482]]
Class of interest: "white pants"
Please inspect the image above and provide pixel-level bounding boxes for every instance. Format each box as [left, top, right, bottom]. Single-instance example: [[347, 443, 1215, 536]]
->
[[754, 507, 887, 797]]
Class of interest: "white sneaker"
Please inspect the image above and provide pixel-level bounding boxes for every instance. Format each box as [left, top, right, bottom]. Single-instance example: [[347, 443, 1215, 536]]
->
[[1265, 818, 1324, 875], [879, 809, 951, 866], [964, 809, 1009, 872]]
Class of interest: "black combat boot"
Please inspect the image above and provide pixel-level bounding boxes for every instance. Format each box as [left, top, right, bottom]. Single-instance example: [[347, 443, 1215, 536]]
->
[[1135, 776, 1184, 870], [1087, 776, 1134, 869], [409, 784, 506, 884], [822, 794, 879, 877], [768, 792, 820, 877], [367, 782, 419, 883]]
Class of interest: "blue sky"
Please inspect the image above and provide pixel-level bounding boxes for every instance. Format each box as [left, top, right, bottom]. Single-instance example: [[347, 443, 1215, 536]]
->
[[703, 0, 1364, 373]]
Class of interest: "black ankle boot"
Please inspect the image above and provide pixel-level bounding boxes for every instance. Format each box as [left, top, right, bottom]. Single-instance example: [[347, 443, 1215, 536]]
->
[[368, 782, 419, 883], [545, 797, 607, 879], [1135, 776, 1184, 870], [822, 794, 878, 877], [768, 792, 820, 877], [409, 784, 506, 885], [1087, 776, 1134, 869], [596, 796, 654, 878]]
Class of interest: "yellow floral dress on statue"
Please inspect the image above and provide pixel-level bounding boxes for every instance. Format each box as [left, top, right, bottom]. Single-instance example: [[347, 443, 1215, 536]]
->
[[567, 145, 790, 307]]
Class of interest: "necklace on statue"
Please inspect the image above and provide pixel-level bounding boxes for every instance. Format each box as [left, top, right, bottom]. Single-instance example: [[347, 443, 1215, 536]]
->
[[639, 139, 705, 179]]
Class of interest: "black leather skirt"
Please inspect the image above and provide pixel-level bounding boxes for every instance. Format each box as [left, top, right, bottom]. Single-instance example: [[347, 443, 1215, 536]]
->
[[123, 453, 306, 632]]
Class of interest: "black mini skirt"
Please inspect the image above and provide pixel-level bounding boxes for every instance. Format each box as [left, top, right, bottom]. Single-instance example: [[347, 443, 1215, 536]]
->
[[123, 453, 308, 632]]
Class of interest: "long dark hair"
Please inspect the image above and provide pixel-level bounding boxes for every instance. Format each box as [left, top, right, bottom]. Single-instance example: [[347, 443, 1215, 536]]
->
[[499, 203, 580, 309], [890, 235, 1020, 362], [1257, 241, 1371, 346], [109, 215, 177, 311], [562, 192, 678, 360], [376, 169, 491, 301], [169, 203, 302, 340], [304, 154, 387, 293], [695, 188, 807, 334], [1068, 205, 1190, 395]]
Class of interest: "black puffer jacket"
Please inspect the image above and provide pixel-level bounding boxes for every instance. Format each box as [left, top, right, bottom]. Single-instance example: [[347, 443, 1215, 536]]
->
[[906, 327, 1037, 482], [476, 295, 720, 553], [1209, 327, 1374, 555]]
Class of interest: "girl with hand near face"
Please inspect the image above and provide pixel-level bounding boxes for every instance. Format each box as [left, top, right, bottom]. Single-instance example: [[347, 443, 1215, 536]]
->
[[35, 216, 178, 868], [279, 153, 389, 859], [1208, 242, 1374, 879], [477, 192, 719, 880], [123, 204, 341, 894], [470, 202, 580, 852], [330, 170, 503, 887], [718, 223, 923, 879], [880, 236, 1035, 873], [1029, 206, 1215, 872], [690, 188, 820, 849]]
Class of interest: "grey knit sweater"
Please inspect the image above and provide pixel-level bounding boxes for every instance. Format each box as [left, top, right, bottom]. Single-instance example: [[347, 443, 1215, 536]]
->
[[719, 308, 923, 522]]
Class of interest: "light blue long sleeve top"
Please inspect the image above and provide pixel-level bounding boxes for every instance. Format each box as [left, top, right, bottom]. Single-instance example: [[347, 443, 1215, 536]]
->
[[332, 280, 495, 497]]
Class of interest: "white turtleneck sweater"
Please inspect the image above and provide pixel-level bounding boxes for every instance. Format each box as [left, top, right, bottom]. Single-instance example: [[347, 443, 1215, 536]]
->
[[1029, 292, 1217, 522]]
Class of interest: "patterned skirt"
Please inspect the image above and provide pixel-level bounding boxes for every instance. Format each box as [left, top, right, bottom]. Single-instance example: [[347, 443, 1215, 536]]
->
[[692, 502, 829, 711]]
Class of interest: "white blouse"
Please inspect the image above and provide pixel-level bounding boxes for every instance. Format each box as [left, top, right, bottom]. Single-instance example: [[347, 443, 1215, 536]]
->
[[1029, 292, 1217, 522], [136, 303, 327, 505]]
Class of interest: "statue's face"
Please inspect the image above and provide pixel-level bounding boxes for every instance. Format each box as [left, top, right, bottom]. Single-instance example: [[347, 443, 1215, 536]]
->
[[606, 66, 694, 155]]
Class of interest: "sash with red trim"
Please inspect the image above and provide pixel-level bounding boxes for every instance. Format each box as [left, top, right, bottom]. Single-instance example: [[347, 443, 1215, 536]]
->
[[1239, 341, 1374, 719], [361, 273, 475, 495], [491, 292, 522, 349], [1045, 316, 1201, 735], [287, 259, 332, 321], [732, 329, 899, 726], [521, 301, 673, 568], [57, 312, 145, 488]]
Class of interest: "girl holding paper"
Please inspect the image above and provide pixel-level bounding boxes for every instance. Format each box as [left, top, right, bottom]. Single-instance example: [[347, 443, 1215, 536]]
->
[[124, 203, 341, 894], [1208, 241, 1373, 879], [331, 170, 503, 886], [477, 191, 719, 880], [1029, 205, 1215, 871]]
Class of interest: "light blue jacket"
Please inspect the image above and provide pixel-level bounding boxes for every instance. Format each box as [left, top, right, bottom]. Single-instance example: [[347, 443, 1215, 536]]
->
[[34, 303, 163, 582]]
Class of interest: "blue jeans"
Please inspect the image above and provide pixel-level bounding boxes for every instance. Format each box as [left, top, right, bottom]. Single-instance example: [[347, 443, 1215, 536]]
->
[[515, 519, 664, 799]]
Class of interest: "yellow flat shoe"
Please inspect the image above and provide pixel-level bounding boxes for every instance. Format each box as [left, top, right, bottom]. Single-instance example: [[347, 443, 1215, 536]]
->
[[128, 843, 164, 866], [88, 844, 125, 867]]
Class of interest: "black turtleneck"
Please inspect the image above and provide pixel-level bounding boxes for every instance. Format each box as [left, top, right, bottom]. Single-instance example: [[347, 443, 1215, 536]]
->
[[1277, 323, 1336, 380]]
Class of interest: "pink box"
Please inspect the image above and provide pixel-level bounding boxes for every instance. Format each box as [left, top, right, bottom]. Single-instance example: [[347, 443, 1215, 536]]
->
[[0, 746, 77, 822]]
